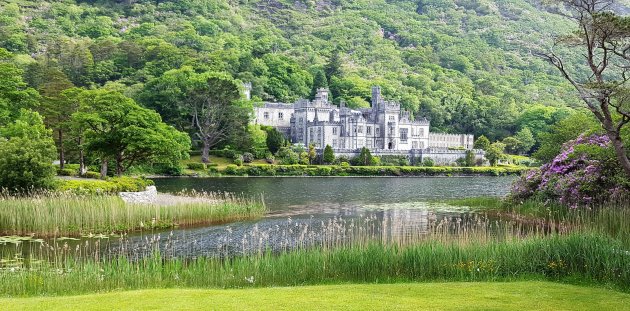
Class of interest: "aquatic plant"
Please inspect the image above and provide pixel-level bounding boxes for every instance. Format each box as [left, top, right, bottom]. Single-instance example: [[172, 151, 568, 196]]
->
[[0, 200, 628, 296], [0, 192, 266, 237]]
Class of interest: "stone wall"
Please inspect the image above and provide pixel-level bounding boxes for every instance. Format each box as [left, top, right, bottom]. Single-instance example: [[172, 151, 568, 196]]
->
[[119, 186, 157, 204]]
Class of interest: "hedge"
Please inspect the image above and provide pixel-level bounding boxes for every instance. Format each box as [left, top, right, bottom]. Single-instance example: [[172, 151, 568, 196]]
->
[[57, 177, 154, 194], [218, 164, 528, 177]]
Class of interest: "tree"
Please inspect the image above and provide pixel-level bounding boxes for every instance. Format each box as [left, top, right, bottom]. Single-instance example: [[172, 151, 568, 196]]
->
[[355, 147, 373, 166], [73, 89, 191, 177], [485, 142, 506, 166], [308, 144, 317, 164], [188, 74, 249, 163], [473, 135, 491, 150], [465, 150, 476, 167], [502, 136, 522, 154], [0, 110, 57, 191], [265, 126, 286, 154], [538, 0, 630, 177], [515, 128, 536, 154], [325, 49, 343, 81], [534, 112, 600, 162], [310, 67, 329, 100], [323, 144, 335, 164], [0, 50, 40, 125]]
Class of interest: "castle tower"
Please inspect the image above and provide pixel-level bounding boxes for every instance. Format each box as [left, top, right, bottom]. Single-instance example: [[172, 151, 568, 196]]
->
[[315, 88, 329, 104], [371, 86, 381, 109]]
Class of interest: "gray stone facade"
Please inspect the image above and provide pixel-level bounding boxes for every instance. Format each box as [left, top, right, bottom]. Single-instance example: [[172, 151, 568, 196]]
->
[[253, 86, 483, 165]]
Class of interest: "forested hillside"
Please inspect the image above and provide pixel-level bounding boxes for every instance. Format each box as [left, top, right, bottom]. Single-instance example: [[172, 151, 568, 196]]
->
[[0, 0, 590, 146]]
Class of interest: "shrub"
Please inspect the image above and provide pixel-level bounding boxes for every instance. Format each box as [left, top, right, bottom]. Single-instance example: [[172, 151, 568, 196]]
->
[[265, 152, 275, 164], [323, 145, 335, 164], [57, 177, 153, 194], [299, 151, 310, 165], [186, 162, 206, 170], [242, 152, 254, 163], [233, 154, 244, 166], [276, 147, 299, 165], [57, 168, 77, 176], [422, 158, 435, 167], [84, 171, 102, 179], [224, 164, 239, 175], [510, 134, 627, 207]]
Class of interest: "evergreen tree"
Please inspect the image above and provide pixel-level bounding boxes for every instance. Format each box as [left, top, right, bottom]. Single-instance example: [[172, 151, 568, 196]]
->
[[356, 147, 373, 166], [310, 68, 329, 100], [265, 127, 285, 154], [323, 144, 335, 164]]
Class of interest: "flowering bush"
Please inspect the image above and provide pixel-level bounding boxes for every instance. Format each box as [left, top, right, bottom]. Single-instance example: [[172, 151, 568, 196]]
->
[[510, 134, 629, 207]]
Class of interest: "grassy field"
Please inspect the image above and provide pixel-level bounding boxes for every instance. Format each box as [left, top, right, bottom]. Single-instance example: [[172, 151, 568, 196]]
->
[[3, 281, 629, 311]]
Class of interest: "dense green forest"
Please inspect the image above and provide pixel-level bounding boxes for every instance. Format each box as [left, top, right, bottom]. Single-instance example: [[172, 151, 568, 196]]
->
[[0, 0, 602, 155]]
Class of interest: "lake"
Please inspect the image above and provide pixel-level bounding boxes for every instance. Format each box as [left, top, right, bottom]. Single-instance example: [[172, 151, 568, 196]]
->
[[4, 177, 517, 260]]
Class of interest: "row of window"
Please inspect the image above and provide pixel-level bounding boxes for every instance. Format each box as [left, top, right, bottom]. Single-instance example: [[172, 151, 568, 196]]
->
[[263, 111, 284, 120]]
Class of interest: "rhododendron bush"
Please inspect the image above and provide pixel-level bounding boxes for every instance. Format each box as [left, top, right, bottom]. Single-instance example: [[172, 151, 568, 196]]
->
[[510, 134, 630, 207]]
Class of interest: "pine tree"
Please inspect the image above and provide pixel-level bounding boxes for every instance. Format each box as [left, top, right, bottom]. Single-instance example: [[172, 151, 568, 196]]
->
[[323, 144, 335, 164]]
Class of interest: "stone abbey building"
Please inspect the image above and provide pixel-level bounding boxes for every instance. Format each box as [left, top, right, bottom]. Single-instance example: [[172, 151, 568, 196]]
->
[[252, 86, 481, 164]]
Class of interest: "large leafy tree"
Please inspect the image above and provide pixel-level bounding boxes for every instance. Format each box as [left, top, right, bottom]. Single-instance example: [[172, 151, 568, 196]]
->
[[539, 0, 630, 176], [0, 49, 40, 124], [188, 74, 249, 163], [0, 109, 57, 191], [73, 89, 191, 177]]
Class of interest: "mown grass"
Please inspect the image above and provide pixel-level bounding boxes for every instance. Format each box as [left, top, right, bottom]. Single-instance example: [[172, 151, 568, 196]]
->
[[0, 194, 266, 237], [2, 281, 629, 310]]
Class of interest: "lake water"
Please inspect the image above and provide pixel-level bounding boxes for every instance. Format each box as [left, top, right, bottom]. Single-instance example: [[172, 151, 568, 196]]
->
[[3, 177, 517, 261]]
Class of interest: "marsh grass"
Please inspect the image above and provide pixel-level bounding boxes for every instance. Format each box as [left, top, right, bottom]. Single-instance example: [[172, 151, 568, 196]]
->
[[0, 200, 629, 296], [0, 192, 266, 237]]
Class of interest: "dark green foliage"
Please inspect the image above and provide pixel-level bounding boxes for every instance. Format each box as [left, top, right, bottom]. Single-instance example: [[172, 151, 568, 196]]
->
[[72, 89, 191, 176], [0, 0, 587, 146], [534, 112, 600, 162], [485, 142, 507, 166], [0, 110, 56, 191], [465, 150, 476, 167], [276, 147, 299, 165], [353, 147, 374, 166], [265, 127, 286, 154], [323, 145, 335, 164], [186, 162, 207, 170]]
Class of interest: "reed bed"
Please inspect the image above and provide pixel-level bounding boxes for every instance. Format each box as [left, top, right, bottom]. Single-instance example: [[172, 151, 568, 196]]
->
[[0, 192, 266, 237], [0, 200, 628, 296]]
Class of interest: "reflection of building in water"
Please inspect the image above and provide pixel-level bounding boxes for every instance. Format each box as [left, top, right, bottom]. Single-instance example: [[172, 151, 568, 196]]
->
[[377, 208, 432, 243]]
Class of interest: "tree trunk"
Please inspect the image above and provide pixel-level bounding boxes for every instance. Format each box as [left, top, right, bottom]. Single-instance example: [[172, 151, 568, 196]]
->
[[78, 136, 87, 176], [608, 132, 630, 177], [58, 129, 65, 170], [100, 159, 108, 179], [201, 139, 210, 163], [116, 153, 124, 177]]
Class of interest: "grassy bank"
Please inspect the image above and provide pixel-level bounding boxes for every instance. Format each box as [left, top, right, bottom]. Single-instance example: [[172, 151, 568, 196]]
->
[[0, 234, 628, 296], [0, 193, 266, 237], [3, 281, 629, 310], [213, 164, 528, 177]]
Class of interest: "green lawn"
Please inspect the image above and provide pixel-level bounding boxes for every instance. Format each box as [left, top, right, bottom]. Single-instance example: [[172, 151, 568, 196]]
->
[[4, 281, 629, 310]]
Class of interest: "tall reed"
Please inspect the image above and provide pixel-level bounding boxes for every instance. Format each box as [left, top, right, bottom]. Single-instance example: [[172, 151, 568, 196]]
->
[[0, 200, 628, 296], [0, 192, 266, 237]]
